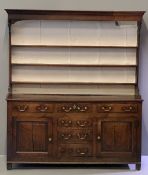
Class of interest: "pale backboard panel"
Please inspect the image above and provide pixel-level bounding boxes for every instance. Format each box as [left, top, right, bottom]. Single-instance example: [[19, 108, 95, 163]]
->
[[11, 20, 137, 46]]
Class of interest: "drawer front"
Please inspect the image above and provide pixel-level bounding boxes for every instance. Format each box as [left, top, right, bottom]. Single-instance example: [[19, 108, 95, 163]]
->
[[58, 144, 92, 157], [58, 129, 93, 143], [12, 102, 54, 113], [97, 103, 138, 113], [57, 103, 92, 113], [58, 117, 93, 128]]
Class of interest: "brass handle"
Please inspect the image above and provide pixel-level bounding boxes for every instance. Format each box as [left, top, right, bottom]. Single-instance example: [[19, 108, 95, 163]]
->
[[61, 120, 72, 127], [61, 134, 72, 140], [62, 105, 88, 113], [77, 106, 88, 112], [17, 105, 28, 112], [48, 138, 52, 142], [77, 133, 88, 140], [122, 106, 135, 112], [76, 121, 88, 127], [62, 106, 72, 113], [76, 148, 88, 155], [79, 152, 86, 155], [101, 106, 112, 112], [36, 105, 48, 112]]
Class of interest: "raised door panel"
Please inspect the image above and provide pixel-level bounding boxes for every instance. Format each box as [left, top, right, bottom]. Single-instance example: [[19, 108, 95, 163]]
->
[[101, 121, 132, 152], [96, 118, 138, 159], [12, 116, 53, 159], [16, 122, 33, 152], [32, 122, 48, 152]]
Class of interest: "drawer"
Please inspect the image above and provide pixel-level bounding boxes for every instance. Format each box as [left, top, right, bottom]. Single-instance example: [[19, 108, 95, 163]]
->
[[58, 144, 92, 157], [58, 117, 93, 128], [12, 102, 54, 113], [57, 103, 92, 113], [58, 129, 93, 143], [97, 103, 138, 113]]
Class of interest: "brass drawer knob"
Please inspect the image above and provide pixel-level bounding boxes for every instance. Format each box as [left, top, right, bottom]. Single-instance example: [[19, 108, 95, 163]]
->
[[48, 138, 52, 142], [97, 136, 101, 140]]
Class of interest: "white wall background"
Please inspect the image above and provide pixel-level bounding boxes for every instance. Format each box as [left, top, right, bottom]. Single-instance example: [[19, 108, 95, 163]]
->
[[0, 0, 148, 155]]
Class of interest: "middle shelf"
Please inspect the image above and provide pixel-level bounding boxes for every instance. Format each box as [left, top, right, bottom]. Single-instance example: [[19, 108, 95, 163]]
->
[[11, 63, 137, 67], [11, 45, 138, 48], [11, 81, 136, 85], [11, 47, 137, 66]]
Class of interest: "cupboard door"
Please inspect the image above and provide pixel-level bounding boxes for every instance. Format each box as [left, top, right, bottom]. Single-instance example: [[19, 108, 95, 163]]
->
[[96, 118, 139, 158], [12, 116, 53, 159]]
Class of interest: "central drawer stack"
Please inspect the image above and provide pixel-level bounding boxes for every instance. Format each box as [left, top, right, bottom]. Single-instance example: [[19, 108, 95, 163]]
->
[[57, 103, 93, 158]]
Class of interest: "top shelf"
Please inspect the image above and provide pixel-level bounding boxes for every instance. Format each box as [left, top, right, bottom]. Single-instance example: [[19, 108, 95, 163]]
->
[[11, 45, 138, 49]]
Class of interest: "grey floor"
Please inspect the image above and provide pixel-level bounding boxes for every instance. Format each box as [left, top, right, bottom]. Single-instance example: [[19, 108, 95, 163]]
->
[[0, 156, 148, 175]]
